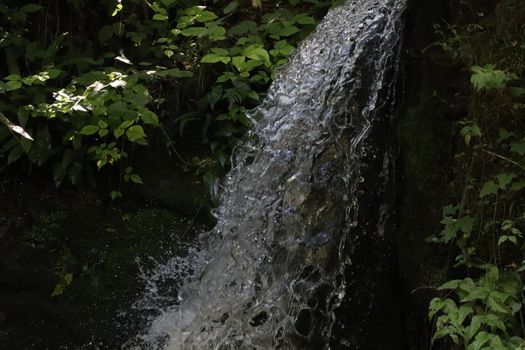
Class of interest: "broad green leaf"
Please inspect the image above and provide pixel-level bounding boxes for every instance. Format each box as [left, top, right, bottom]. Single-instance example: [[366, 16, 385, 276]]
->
[[223, 1, 239, 14], [244, 45, 271, 66], [488, 295, 509, 313], [510, 139, 525, 156], [110, 191, 122, 200], [160, 0, 177, 7], [278, 25, 301, 37], [5, 80, 22, 91], [461, 286, 489, 302], [79, 125, 99, 135], [153, 14, 168, 21], [140, 111, 159, 126], [496, 173, 516, 189], [195, 10, 217, 22], [20, 4, 43, 13], [470, 64, 516, 91], [438, 279, 462, 290], [232, 56, 246, 71], [479, 181, 498, 197], [130, 174, 143, 184], [126, 125, 146, 142], [181, 27, 208, 37], [7, 145, 24, 164], [295, 14, 316, 25], [5, 74, 21, 81], [119, 120, 134, 129], [210, 48, 229, 56], [98, 25, 114, 43], [114, 128, 125, 138], [201, 53, 230, 64]]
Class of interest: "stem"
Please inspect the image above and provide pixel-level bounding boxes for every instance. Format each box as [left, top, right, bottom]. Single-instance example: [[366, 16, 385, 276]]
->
[[483, 149, 525, 172]]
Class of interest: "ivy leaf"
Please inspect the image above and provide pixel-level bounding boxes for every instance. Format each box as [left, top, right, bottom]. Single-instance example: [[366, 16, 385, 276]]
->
[[479, 181, 498, 198]]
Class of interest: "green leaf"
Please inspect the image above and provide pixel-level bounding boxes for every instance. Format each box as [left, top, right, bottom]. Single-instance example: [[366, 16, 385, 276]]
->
[[153, 14, 169, 21], [232, 56, 246, 71], [79, 125, 100, 135], [201, 53, 231, 64], [210, 48, 229, 56], [496, 173, 516, 189], [130, 174, 143, 184], [20, 4, 42, 13], [223, 1, 239, 14], [244, 45, 271, 66], [470, 64, 516, 91], [98, 25, 114, 43], [119, 120, 134, 129], [110, 191, 122, 200], [278, 25, 301, 37], [295, 14, 316, 25], [5, 80, 22, 91], [479, 181, 498, 197], [126, 125, 146, 142], [114, 128, 125, 138], [160, 0, 177, 7], [5, 74, 21, 81], [140, 111, 159, 126], [195, 10, 217, 22], [461, 286, 489, 302], [510, 139, 525, 156], [438, 279, 462, 290], [487, 295, 509, 314], [7, 145, 24, 164], [181, 27, 209, 37]]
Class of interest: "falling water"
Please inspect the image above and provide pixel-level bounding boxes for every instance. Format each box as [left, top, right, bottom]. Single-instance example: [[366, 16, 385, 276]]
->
[[129, 0, 406, 348]]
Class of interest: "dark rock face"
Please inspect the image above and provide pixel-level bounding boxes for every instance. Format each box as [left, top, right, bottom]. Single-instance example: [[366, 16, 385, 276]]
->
[[0, 168, 209, 349]]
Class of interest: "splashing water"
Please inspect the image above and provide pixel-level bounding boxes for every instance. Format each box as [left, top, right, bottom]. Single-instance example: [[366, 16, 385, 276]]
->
[[130, 0, 406, 348]]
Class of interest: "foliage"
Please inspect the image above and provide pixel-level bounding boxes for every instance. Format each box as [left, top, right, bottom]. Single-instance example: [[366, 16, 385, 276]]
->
[[426, 2, 525, 348], [0, 0, 333, 195]]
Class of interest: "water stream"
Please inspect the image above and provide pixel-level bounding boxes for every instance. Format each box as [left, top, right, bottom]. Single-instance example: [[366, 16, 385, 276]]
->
[[129, 0, 406, 348]]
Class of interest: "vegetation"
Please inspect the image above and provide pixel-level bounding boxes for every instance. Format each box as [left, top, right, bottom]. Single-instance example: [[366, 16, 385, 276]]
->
[[0, 0, 333, 197], [426, 1, 525, 348]]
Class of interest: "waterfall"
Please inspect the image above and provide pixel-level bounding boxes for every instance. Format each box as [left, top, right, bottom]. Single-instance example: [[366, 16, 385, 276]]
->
[[129, 0, 406, 348]]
